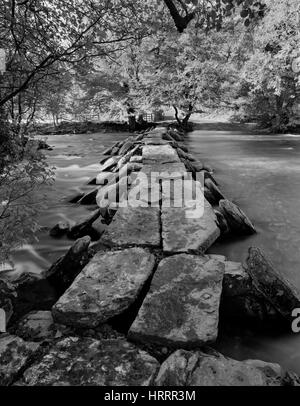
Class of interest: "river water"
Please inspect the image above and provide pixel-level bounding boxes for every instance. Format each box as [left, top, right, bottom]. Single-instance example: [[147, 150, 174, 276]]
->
[[5, 124, 300, 375]]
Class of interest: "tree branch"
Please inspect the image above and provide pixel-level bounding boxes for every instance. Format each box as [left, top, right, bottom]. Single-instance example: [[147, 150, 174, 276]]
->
[[163, 0, 195, 32]]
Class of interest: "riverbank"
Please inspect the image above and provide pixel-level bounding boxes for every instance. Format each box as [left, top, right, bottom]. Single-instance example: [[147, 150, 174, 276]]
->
[[29, 120, 155, 136], [1, 126, 300, 386]]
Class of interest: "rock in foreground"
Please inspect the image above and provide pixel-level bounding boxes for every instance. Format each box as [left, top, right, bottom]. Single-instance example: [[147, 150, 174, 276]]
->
[[0, 334, 40, 385], [52, 248, 156, 328], [155, 349, 299, 386], [128, 254, 224, 348], [14, 311, 57, 342], [20, 337, 159, 386]]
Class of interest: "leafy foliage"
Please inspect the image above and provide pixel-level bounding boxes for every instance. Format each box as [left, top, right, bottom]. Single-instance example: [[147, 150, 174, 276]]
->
[[234, 0, 300, 130]]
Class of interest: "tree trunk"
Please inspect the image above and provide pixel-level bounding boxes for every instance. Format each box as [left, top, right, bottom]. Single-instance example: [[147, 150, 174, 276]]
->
[[127, 107, 136, 132], [173, 104, 193, 130], [173, 105, 182, 126], [181, 103, 193, 130]]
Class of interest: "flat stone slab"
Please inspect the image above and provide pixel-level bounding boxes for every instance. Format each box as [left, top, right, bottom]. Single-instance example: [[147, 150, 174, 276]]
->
[[100, 206, 160, 248], [52, 248, 156, 328], [162, 198, 220, 254], [155, 349, 296, 386], [143, 145, 181, 164], [0, 334, 40, 385], [19, 337, 159, 386], [128, 254, 224, 348]]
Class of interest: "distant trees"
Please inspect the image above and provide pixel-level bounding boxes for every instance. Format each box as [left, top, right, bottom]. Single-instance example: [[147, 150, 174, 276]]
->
[[235, 0, 300, 130], [0, 0, 151, 108]]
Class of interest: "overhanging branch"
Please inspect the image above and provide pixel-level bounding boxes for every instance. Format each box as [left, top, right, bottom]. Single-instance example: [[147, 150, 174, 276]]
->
[[163, 0, 195, 32]]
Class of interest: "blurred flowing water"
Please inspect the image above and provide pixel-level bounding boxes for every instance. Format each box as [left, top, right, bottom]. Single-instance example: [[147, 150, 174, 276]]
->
[[187, 123, 300, 375], [3, 124, 300, 375], [6, 131, 128, 278]]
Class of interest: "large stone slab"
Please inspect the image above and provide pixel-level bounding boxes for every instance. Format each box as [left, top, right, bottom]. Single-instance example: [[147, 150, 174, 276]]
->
[[128, 254, 224, 348], [143, 145, 181, 164], [52, 248, 156, 328], [100, 206, 160, 248], [19, 337, 159, 386], [162, 198, 220, 254], [155, 349, 299, 386], [0, 334, 40, 385]]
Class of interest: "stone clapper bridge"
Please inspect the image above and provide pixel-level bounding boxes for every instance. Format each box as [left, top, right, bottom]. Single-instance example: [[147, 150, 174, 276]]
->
[[2, 127, 300, 386]]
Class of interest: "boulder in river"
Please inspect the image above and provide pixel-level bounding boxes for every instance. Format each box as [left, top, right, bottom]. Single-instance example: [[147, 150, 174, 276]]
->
[[49, 221, 70, 238], [96, 171, 115, 185], [68, 192, 85, 203], [67, 209, 100, 239], [214, 209, 230, 234], [204, 178, 225, 205], [115, 145, 141, 171], [168, 129, 184, 142], [100, 156, 120, 171], [101, 141, 122, 156], [246, 247, 300, 322], [78, 188, 99, 205], [0, 334, 40, 386], [19, 337, 159, 386], [162, 132, 175, 142], [155, 349, 299, 386], [219, 199, 256, 235], [45, 236, 91, 295], [52, 248, 156, 328], [213, 254, 282, 324], [118, 140, 135, 156]]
